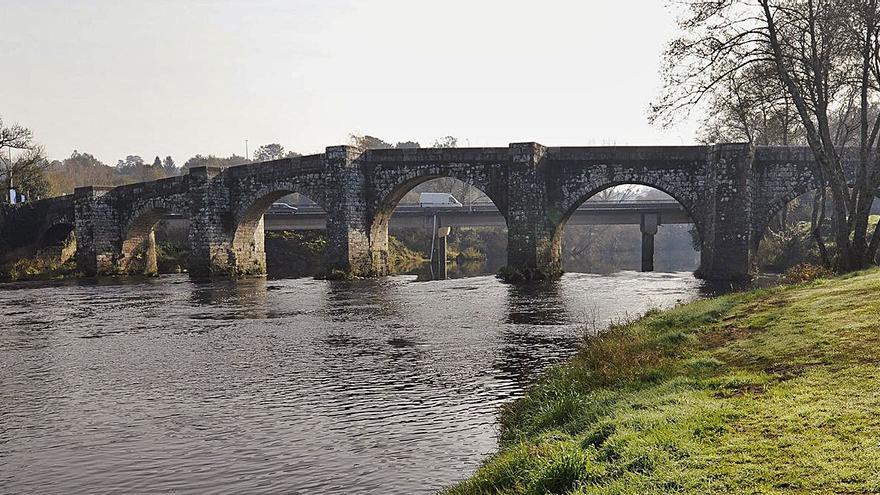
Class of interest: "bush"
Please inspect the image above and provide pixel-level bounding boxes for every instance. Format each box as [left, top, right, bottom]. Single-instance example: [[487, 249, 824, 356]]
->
[[756, 222, 818, 272], [156, 241, 190, 273], [782, 262, 833, 284], [456, 246, 485, 262]]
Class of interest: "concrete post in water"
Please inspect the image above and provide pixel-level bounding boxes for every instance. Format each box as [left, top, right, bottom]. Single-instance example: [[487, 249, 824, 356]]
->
[[640, 213, 658, 272], [434, 225, 450, 280]]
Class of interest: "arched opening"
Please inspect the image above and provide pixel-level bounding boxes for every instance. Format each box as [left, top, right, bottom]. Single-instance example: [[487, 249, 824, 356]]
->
[[755, 190, 880, 273], [40, 223, 75, 249], [554, 184, 701, 274], [120, 208, 172, 275], [231, 190, 328, 279], [153, 214, 190, 274], [0, 222, 77, 282], [754, 190, 820, 273], [39, 223, 77, 264], [371, 176, 507, 279]]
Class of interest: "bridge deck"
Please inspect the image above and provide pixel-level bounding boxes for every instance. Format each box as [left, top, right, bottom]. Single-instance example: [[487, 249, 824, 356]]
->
[[259, 200, 691, 230]]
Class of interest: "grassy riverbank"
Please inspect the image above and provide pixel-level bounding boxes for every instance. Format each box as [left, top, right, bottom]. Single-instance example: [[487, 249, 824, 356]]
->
[[449, 269, 880, 494]]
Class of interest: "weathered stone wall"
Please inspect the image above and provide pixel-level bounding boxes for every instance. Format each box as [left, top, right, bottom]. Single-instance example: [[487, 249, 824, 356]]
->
[[0, 195, 75, 263], [698, 144, 756, 279], [543, 145, 713, 278], [364, 146, 510, 276], [73, 186, 115, 275], [74, 176, 190, 276], [3, 142, 859, 281], [187, 166, 229, 276], [505, 143, 557, 277], [187, 154, 335, 276]]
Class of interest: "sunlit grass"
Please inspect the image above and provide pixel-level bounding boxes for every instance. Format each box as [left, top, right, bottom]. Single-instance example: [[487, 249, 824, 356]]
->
[[448, 269, 880, 494]]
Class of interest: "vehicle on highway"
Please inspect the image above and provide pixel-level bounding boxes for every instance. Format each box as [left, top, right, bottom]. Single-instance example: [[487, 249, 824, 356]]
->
[[419, 193, 463, 208], [268, 203, 298, 214]]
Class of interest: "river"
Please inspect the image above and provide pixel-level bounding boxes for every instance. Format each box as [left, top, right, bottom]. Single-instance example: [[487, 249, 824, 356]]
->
[[0, 271, 726, 494]]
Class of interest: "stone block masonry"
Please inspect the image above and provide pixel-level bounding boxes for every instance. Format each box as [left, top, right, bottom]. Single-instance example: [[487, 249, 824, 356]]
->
[[1, 143, 858, 281]]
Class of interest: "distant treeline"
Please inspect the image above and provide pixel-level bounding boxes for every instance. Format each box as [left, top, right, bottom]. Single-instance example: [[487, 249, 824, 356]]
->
[[40, 135, 460, 197], [43, 143, 301, 196]]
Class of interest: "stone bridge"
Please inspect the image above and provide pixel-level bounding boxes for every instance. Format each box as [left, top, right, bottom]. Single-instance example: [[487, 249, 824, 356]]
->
[[0, 143, 864, 280]]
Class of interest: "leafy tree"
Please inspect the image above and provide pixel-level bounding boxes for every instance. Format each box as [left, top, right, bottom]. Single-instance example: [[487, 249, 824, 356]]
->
[[349, 134, 393, 150], [162, 156, 177, 175], [183, 154, 251, 170], [432, 136, 458, 148], [116, 155, 167, 182], [0, 117, 49, 201], [253, 143, 287, 161], [395, 141, 421, 149], [116, 155, 145, 170], [45, 150, 124, 195], [653, 0, 880, 271]]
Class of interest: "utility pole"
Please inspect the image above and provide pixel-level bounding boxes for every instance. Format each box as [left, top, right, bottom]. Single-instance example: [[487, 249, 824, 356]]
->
[[4, 146, 12, 204], [245, 140, 249, 161]]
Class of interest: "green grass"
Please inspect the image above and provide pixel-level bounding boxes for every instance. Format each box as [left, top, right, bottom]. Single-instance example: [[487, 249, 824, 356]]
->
[[448, 269, 880, 494]]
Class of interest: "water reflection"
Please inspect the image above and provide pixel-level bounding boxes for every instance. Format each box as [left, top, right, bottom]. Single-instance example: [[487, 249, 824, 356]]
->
[[494, 327, 581, 388], [1, 271, 714, 494], [405, 254, 506, 281], [505, 281, 569, 325], [189, 277, 271, 319], [323, 278, 403, 322]]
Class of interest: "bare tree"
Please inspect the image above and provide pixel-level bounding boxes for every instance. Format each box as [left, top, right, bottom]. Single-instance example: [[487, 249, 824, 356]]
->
[[0, 117, 49, 201], [698, 64, 804, 146], [653, 0, 880, 271]]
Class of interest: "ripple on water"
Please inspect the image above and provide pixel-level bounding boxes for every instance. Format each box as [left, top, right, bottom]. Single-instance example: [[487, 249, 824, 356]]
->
[[0, 271, 712, 494]]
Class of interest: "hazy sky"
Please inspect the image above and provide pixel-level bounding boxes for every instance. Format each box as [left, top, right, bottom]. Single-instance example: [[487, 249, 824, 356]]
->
[[1, 0, 696, 165]]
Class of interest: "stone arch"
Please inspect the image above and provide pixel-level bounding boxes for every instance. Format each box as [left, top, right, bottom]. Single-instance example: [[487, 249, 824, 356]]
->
[[550, 180, 706, 271], [118, 197, 189, 275], [754, 183, 819, 251], [751, 174, 836, 272], [35, 221, 77, 265], [38, 222, 75, 249], [756, 165, 821, 234], [367, 167, 507, 276], [229, 181, 329, 276]]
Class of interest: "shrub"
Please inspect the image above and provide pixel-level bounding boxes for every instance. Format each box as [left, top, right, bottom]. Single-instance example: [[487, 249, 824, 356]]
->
[[455, 247, 486, 262], [782, 262, 833, 284]]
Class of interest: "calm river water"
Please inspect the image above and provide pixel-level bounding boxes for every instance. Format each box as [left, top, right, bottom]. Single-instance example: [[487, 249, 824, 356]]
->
[[0, 271, 723, 494]]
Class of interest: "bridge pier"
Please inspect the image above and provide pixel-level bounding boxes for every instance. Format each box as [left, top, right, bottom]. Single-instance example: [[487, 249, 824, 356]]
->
[[6, 142, 826, 284], [504, 143, 562, 281], [640, 213, 658, 272], [186, 166, 232, 277], [696, 144, 755, 280], [74, 186, 119, 276], [323, 146, 373, 278]]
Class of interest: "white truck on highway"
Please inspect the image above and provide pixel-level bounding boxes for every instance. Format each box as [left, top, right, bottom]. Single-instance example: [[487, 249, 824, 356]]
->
[[419, 193, 463, 208]]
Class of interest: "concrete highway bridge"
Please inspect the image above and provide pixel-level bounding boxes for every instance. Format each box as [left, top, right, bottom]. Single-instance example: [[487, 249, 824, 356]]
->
[[0, 143, 872, 281], [258, 200, 691, 230]]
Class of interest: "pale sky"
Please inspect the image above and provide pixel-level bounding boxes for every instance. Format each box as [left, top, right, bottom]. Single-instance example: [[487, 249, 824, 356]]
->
[[0, 0, 696, 165]]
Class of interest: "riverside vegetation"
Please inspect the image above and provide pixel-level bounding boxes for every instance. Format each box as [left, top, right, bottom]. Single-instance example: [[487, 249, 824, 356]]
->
[[449, 268, 880, 494]]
